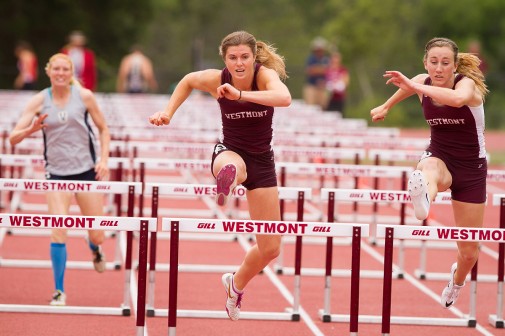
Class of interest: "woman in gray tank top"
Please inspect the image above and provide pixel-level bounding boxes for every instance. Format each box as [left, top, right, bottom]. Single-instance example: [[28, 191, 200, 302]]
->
[[10, 53, 111, 306], [149, 31, 291, 321]]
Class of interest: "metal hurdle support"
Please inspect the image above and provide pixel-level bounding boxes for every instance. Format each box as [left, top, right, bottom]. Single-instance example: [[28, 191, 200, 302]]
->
[[0, 213, 156, 329], [0, 178, 141, 271], [275, 163, 411, 275], [163, 218, 368, 336], [375, 224, 493, 333], [318, 188, 451, 282], [142, 182, 311, 317], [489, 193, 505, 328]]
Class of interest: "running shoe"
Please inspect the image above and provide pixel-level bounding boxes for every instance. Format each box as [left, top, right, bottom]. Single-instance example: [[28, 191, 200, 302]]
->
[[92, 246, 106, 273], [408, 170, 430, 220], [222, 273, 244, 321], [50, 290, 66, 306], [216, 164, 237, 207], [441, 263, 465, 309]]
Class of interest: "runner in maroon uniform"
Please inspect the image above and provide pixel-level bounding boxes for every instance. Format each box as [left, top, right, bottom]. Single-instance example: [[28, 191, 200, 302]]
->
[[370, 37, 488, 309], [149, 31, 291, 320]]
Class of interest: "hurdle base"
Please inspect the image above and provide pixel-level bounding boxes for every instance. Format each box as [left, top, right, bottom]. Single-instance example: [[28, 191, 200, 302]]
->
[[0, 258, 120, 271], [277, 266, 403, 279], [317, 310, 473, 327], [489, 314, 504, 328], [150, 308, 296, 321], [147, 308, 155, 317], [0, 304, 129, 316], [414, 269, 497, 283]]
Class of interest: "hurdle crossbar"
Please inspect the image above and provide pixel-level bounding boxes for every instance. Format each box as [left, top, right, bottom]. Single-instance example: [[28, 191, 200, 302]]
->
[[163, 218, 368, 336]]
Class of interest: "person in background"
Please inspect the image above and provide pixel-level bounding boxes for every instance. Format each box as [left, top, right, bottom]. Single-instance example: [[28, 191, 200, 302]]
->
[[325, 51, 350, 116], [303, 36, 329, 110], [61, 31, 97, 91], [14, 41, 38, 90], [9, 53, 110, 306], [370, 37, 488, 310], [116, 45, 158, 94], [148, 31, 291, 321], [467, 39, 488, 74]]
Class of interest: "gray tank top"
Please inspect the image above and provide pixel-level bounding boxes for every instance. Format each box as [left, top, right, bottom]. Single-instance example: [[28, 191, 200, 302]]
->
[[41, 85, 97, 175]]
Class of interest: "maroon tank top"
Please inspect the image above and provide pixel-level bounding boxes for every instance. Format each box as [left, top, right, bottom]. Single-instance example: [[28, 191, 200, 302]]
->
[[217, 63, 274, 153], [422, 74, 486, 160]]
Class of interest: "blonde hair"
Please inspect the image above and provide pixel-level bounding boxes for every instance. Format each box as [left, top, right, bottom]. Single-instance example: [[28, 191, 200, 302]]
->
[[219, 31, 288, 81], [424, 37, 488, 99], [45, 53, 82, 87]]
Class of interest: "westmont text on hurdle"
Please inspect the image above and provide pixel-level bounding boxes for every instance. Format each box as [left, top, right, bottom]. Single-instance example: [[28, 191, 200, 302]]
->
[[413, 227, 505, 242], [6, 215, 116, 228]]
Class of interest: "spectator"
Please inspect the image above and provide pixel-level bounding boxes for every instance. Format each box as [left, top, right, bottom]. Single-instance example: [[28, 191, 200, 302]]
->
[[61, 31, 97, 91], [303, 37, 329, 110], [14, 41, 38, 90], [325, 51, 350, 116], [116, 45, 158, 93], [467, 39, 488, 74]]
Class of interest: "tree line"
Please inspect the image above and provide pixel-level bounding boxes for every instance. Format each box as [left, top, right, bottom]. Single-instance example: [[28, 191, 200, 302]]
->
[[1, 0, 504, 128]]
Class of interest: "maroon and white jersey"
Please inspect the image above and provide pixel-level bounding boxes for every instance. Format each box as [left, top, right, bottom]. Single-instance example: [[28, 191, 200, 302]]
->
[[217, 63, 274, 153], [422, 74, 486, 161]]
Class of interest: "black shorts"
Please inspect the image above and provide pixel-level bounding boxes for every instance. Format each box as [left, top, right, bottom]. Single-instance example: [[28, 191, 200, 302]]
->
[[211, 143, 277, 190], [420, 149, 487, 203], [46, 168, 97, 181]]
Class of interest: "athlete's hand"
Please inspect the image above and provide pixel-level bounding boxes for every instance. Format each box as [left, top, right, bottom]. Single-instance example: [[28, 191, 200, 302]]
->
[[94, 160, 109, 181], [383, 71, 416, 93], [217, 83, 241, 101], [370, 104, 388, 122], [148, 111, 171, 126], [30, 113, 48, 133]]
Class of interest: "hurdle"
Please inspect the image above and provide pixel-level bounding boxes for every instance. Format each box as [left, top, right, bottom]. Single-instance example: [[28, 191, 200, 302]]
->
[[318, 188, 452, 281], [141, 182, 312, 317], [413, 170, 505, 282], [0, 178, 141, 271], [488, 193, 505, 328], [163, 218, 368, 335], [0, 213, 156, 331], [373, 224, 502, 333]]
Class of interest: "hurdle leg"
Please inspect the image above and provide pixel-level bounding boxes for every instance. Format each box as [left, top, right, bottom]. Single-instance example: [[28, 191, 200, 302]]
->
[[136, 220, 149, 336], [168, 221, 180, 336], [121, 231, 133, 316], [468, 263, 477, 327], [320, 237, 333, 322], [147, 186, 159, 316], [381, 227, 394, 336], [291, 236, 302, 321], [349, 226, 361, 335], [490, 199, 505, 328]]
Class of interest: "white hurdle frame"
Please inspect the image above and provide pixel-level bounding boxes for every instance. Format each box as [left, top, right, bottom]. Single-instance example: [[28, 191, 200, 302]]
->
[[319, 188, 452, 282], [0, 178, 141, 271], [0, 213, 157, 336], [373, 224, 504, 334], [163, 218, 368, 336], [142, 182, 312, 317], [489, 193, 505, 328]]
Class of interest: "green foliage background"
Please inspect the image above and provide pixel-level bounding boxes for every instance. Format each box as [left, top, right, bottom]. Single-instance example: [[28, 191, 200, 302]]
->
[[1, 0, 504, 129]]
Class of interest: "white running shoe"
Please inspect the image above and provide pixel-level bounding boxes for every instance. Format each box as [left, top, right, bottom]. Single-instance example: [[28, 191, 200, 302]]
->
[[221, 273, 244, 321], [50, 290, 66, 306], [408, 170, 430, 220], [441, 263, 465, 309], [216, 164, 237, 207]]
